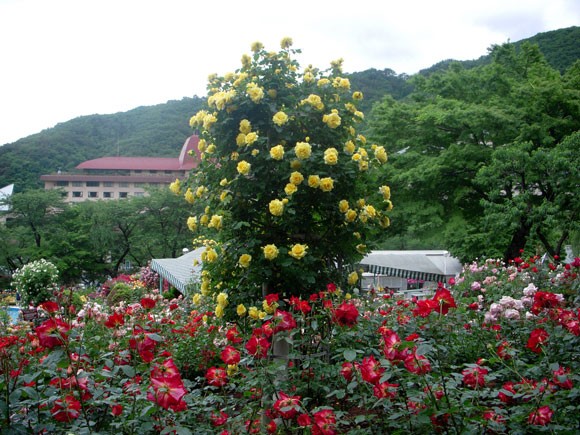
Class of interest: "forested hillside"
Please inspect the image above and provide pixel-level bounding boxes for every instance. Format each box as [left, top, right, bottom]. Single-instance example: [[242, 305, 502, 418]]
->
[[0, 27, 577, 192]]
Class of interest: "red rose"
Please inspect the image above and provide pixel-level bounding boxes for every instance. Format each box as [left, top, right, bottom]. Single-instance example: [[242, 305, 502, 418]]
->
[[205, 367, 227, 387], [528, 406, 553, 426], [526, 328, 549, 353], [220, 345, 241, 365], [332, 301, 359, 327]]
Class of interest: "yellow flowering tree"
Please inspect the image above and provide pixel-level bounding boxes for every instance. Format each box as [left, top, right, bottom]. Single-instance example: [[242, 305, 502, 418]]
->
[[181, 39, 392, 313]]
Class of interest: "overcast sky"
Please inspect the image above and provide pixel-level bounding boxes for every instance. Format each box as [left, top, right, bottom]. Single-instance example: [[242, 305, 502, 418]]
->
[[0, 0, 578, 146]]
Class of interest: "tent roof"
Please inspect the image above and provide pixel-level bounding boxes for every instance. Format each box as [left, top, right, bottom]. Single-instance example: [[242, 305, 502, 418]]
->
[[150, 247, 204, 294], [359, 250, 463, 282]]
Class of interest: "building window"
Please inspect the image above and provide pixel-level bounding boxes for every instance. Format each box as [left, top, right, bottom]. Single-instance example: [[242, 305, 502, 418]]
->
[[103, 182, 114, 187], [86, 181, 100, 187], [134, 182, 145, 188], [149, 170, 157, 174], [134, 170, 142, 174], [119, 182, 129, 188], [103, 192, 112, 198], [72, 191, 83, 198], [72, 181, 83, 187], [88, 192, 98, 198], [56, 180, 69, 187], [164, 170, 173, 175], [119, 192, 128, 198]]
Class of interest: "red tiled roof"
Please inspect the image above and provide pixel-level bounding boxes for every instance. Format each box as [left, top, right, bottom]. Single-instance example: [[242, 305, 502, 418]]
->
[[76, 135, 201, 171], [40, 174, 178, 183]]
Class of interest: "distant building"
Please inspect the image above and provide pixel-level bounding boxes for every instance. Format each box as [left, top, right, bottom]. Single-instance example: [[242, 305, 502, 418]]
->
[[0, 183, 14, 224], [41, 136, 200, 202]]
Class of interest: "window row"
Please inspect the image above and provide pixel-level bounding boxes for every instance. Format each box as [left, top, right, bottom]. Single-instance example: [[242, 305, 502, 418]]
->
[[70, 191, 145, 199], [57, 181, 165, 188]]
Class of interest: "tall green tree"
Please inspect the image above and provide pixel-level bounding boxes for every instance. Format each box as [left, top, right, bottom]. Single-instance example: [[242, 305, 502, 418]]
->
[[369, 42, 580, 262]]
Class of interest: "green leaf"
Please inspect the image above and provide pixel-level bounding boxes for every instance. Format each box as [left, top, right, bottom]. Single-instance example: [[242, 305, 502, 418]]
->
[[344, 349, 357, 361]]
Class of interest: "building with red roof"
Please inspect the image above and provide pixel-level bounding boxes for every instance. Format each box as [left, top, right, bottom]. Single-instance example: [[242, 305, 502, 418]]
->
[[41, 135, 200, 202]]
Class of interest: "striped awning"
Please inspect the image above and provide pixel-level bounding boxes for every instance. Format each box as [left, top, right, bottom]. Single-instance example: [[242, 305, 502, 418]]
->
[[361, 263, 446, 283], [359, 250, 462, 283], [150, 247, 204, 295]]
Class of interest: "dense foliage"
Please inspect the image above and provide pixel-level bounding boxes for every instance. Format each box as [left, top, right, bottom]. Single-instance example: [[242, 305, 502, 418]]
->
[[368, 42, 580, 262], [1, 254, 578, 433], [0, 188, 192, 286]]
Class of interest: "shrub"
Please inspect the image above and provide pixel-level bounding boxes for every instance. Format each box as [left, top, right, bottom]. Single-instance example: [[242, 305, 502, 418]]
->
[[10, 259, 59, 306]]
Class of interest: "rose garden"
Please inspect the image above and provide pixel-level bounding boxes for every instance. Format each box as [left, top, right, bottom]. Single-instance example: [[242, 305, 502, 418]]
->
[[1, 39, 579, 434]]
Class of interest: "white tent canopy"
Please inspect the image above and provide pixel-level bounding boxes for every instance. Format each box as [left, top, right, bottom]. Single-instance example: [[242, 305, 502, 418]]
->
[[150, 247, 204, 294], [359, 250, 463, 283]]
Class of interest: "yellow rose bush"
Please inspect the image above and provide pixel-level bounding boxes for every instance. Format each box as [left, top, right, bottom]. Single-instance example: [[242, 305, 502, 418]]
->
[[182, 39, 392, 313]]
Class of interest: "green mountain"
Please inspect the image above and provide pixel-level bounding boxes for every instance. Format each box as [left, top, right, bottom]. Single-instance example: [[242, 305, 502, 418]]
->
[[1, 27, 577, 192]]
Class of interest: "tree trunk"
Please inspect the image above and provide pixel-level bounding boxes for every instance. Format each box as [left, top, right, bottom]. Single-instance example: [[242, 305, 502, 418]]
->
[[503, 220, 531, 263]]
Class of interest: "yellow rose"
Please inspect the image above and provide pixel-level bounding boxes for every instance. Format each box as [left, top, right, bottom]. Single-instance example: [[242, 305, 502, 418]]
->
[[317, 78, 330, 87], [258, 311, 267, 320], [353, 91, 363, 100], [308, 175, 320, 188], [363, 205, 376, 219], [319, 177, 334, 192], [236, 133, 247, 146], [263, 299, 278, 314], [246, 83, 264, 103], [202, 248, 218, 263], [385, 200, 393, 212], [290, 159, 302, 170], [269, 199, 284, 216], [251, 41, 264, 52], [300, 94, 324, 110], [345, 209, 357, 222], [200, 214, 209, 226], [280, 37, 293, 49], [169, 179, 181, 195], [217, 292, 228, 307], [374, 145, 388, 163], [245, 132, 258, 145], [208, 214, 223, 230], [237, 304, 247, 317], [322, 111, 341, 129], [220, 191, 230, 202], [220, 178, 228, 186], [339, 200, 349, 213], [187, 216, 198, 232], [201, 279, 210, 295], [323, 148, 338, 165], [358, 160, 369, 171], [289, 171, 304, 185], [303, 71, 315, 83], [184, 188, 195, 204], [195, 186, 206, 198], [215, 304, 224, 318], [231, 152, 239, 161], [237, 160, 251, 175], [289, 243, 308, 260], [273, 111, 289, 126], [285, 183, 297, 195], [192, 293, 202, 305], [379, 185, 391, 201], [239, 119, 252, 134], [270, 144, 285, 160], [262, 244, 279, 260], [295, 142, 312, 160], [248, 306, 260, 319], [203, 113, 217, 130], [344, 140, 356, 155], [347, 271, 359, 285], [238, 254, 252, 268], [380, 216, 391, 228]]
